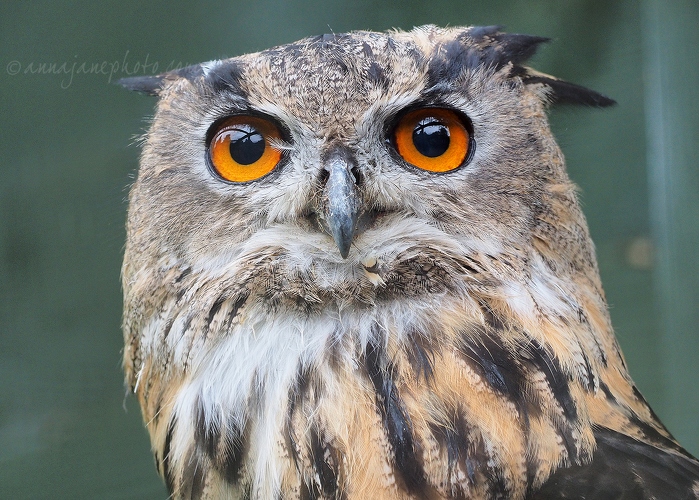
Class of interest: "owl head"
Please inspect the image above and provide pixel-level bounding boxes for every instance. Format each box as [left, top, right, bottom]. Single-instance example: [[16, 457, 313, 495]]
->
[[120, 25, 613, 320]]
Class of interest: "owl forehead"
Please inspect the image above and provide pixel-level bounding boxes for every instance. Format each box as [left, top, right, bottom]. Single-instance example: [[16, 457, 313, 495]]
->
[[196, 27, 513, 132], [234, 32, 427, 129]]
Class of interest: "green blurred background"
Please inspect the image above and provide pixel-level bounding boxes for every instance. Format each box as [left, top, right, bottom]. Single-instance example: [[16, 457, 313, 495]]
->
[[1, 1, 697, 498]]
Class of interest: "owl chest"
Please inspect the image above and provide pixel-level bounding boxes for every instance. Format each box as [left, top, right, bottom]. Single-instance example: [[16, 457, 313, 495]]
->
[[145, 302, 581, 499]]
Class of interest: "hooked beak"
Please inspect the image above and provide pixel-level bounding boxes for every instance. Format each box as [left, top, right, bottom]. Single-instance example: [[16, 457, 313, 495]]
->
[[321, 149, 360, 259]]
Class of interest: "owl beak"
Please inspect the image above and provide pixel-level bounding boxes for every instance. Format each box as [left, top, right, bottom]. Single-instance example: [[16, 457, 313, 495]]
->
[[322, 149, 360, 259]]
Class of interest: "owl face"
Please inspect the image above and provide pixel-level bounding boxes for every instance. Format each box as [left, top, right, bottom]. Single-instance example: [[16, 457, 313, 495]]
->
[[124, 27, 612, 315]]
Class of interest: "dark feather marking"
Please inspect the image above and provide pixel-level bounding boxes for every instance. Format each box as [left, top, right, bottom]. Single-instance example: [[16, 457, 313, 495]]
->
[[286, 365, 312, 470], [180, 315, 193, 336], [489, 33, 551, 66], [485, 465, 510, 499], [457, 323, 582, 464], [161, 318, 174, 339], [364, 338, 429, 495], [241, 483, 252, 500], [523, 339, 577, 421], [599, 380, 615, 401], [162, 417, 176, 494], [309, 426, 339, 497], [367, 61, 388, 88], [445, 416, 479, 485], [630, 384, 681, 447], [226, 293, 249, 327], [423, 26, 614, 110], [524, 454, 541, 499], [426, 39, 481, 86], [329, 56, 349, 76], [175, 447, 209, 499], [627, 413, 690, 456], [533, 426, 699, 499], [175, 267, 192, 283], [151, 391, 165, 427], [153, 451, 161, 478], [443, 426, 464, 476], [462, 255, 485, 274], [363, 262, 380, 274], [174, 267, 191, 283], [520, 339, 582, 462], [427, 28, 549, 87], [194, 398, 220, 458], [625, 386, 693, 458], [458, 261, 481, 275], [436, 423, 470, 498], [478, 301, 506, 331], [193, 398, 248, 484], [204, 60, 244, 95], [206, 296, 226, 329], [580, 349, 596, 391], [220, 420, 248, 484], [461, 335, 524, 394], [557, 422, 580, 466], [325, 327, 348, 375], [456, 411, 509, 498], [404, 329, 436, 383], [457, 329, 523, 398], [187, 461, 207, 499], [298, 480, 315, 500], [431, 409, 511, 498]]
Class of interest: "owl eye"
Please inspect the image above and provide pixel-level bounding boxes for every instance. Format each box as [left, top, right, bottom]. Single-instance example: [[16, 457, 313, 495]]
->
[[208, 116, 283, 182], [393, 108, 472, 173]]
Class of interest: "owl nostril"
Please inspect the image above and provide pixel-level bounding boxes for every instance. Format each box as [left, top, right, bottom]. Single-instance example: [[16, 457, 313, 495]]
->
[[351, 166, 362, 186], [319, 159, 361, 188], [318, 168, 330, 187]]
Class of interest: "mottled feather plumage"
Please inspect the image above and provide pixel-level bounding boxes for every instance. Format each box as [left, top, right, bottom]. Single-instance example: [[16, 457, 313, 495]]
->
[[120, 25, 699, 499]]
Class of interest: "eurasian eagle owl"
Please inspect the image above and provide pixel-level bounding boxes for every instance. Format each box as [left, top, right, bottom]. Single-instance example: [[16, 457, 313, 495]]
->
[[119, 26, 699, 499]]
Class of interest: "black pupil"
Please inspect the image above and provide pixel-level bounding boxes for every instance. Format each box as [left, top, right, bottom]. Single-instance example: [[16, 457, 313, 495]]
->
[[412, 118, 450, 157], [228, 125, 265, 165]]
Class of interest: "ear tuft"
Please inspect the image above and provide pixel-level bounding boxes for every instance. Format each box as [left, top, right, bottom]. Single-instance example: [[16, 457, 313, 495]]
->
[[492, 33, 551, 67], [116, 75, 167, 96], [116, 63, 205, 97], [521, 70, 616, 107], [464, 26, 615, 108], [461, 27, 550, 72]]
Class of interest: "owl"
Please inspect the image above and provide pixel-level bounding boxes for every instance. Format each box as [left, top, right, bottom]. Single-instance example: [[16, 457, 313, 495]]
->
[[119, 26, 699, 499]]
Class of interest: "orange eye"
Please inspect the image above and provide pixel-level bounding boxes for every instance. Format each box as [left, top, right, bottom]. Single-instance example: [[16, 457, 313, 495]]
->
[[208, 116, 283, 182], [393, 108, 471, 173]]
